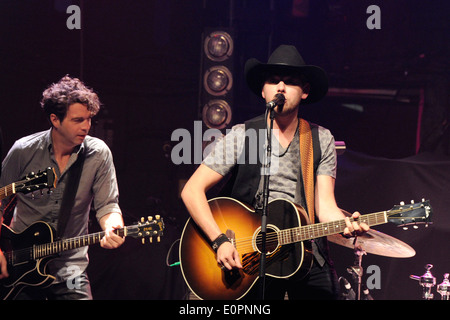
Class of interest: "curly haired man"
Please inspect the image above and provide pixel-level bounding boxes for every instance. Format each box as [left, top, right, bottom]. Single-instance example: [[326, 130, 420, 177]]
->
[[0, 75, 124, 300]]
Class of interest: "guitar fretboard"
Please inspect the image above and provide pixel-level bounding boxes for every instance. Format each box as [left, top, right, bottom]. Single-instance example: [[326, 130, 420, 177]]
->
[[4, 217, 163, 267], [0, 183, 16, 201], [279, 211, 388, 245], [33, 228, 127, 259]]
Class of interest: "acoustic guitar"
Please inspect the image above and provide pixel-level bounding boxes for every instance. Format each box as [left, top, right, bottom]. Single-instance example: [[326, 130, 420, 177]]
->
[[179, 197, 432, 300]]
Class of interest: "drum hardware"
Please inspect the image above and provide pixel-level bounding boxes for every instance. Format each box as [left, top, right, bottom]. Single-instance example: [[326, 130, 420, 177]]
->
[[361, 284, 374, 300], [330, 210, 417, 300], [339, 276, 356, 300], [338, 239, 375, 300], [410, 264, 436, 300], [437, 273, 450, 300], [328, 209, 416, 258], [346, 241, 366, 300]]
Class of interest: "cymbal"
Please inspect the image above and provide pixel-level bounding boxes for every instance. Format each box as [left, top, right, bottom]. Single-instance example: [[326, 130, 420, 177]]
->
[[328, 229, 416, 258], [327, 209, 416, 258]]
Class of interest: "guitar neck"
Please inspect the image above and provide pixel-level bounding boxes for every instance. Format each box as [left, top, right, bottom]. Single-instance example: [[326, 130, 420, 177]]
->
[[0, 168, 57, 202], [0, 183, 17, 201], [279, 211, 388, 245], [34, 228, 126, 259]]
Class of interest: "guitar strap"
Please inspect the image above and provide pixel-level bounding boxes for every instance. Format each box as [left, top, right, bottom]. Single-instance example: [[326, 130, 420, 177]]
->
[[56, 147, 85, 239], [299, 118, 315, 224]]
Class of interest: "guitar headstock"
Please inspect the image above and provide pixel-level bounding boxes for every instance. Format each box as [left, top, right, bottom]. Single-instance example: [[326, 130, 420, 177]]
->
[[388, 199, 432, 229], [16, 167, 57, 194], [127, 215, 165, 243]]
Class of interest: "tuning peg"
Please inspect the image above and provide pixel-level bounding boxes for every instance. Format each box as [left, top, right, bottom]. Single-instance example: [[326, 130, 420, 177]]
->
[[148, 216, 153, 222], [157, 236, 161, 242], [142, 238, 145, 244], [141, 217, 145, 223], [400, 201, 405, 206], [403, 226, 409, 231], [411, 200, 415, 204], [155, 215, 160, 220]]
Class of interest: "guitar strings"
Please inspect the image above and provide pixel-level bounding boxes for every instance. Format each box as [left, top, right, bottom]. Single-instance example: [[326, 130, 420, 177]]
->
[[233, 219, 350, 254], [225, 205, 420, 254], [232, 210, 393, 254], [5, 231, 109, 263]]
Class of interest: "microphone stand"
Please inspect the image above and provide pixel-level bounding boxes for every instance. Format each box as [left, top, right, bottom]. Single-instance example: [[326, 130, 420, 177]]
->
[[259, 105, 275, 300]]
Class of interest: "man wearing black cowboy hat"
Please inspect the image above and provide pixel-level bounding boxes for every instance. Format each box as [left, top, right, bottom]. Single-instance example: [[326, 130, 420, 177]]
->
[[181, 45, 368, 300]]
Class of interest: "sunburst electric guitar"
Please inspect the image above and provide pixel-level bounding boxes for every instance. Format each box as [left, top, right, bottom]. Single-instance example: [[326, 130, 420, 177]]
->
[[179, 197, 432, 300]]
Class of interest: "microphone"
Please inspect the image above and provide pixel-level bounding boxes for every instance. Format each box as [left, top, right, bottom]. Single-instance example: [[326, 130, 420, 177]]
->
[[266, 93, 285, 109]]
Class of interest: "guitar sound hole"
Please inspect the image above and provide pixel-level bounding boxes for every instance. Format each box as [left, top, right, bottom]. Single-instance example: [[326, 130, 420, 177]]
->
[[255, 226, 279, 255]]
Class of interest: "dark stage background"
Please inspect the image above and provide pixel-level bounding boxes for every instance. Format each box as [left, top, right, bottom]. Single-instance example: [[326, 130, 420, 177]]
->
[[1, 0, 449, 300]]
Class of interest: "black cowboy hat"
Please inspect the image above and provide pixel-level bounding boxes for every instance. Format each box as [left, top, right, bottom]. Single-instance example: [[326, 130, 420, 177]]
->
[[244, 45, 328, 104]]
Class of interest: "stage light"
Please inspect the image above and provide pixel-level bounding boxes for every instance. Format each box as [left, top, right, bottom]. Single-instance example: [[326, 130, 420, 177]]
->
[[202, 99, 232, 129], [199, 28, 234, 130], [203, 66, 233, 96], [204, 31, 233, 62]]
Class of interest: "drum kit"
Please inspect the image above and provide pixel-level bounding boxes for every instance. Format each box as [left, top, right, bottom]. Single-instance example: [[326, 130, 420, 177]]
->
[[328, 228, 415, 300], [328, 211, 448, 300], [410, 264, 450, 300]]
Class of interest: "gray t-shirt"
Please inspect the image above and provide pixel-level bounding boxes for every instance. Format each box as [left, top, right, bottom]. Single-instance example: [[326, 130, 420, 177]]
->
[[0, 129, 121, 282], [203, 122, 337, 206]]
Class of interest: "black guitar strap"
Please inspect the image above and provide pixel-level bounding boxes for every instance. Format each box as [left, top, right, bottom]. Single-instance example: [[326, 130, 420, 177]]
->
[[56, 147, 85, 239]]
